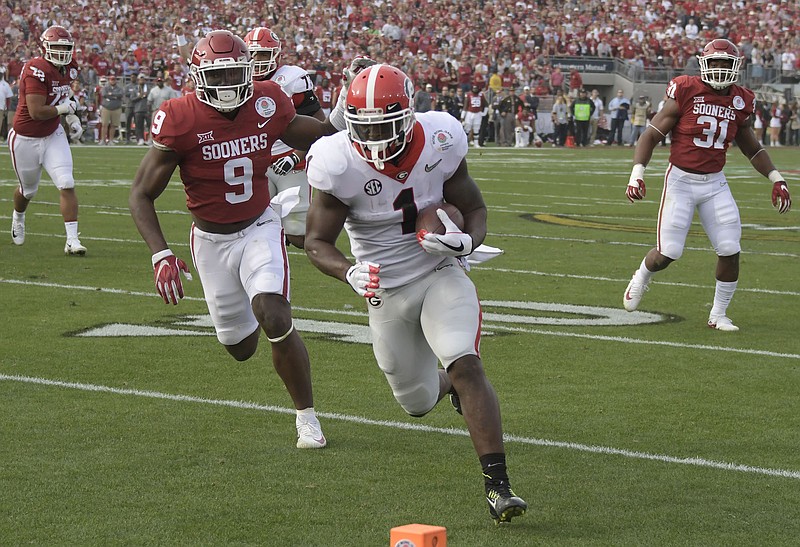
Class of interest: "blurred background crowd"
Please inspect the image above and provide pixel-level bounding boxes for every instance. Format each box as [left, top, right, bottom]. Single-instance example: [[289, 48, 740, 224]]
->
[[1, 0, 798, 146]]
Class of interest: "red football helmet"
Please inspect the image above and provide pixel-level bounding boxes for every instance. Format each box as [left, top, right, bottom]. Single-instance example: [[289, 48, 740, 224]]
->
[[190, 30, 253, 112], [697, 39, 743, 90], [243, 27, 281, 79], [345, 64, 416, 168], [41, 25, 74, 66]]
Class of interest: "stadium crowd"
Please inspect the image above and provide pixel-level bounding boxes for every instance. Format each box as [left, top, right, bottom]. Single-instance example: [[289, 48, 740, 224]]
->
[[1, 0, 799, 145]]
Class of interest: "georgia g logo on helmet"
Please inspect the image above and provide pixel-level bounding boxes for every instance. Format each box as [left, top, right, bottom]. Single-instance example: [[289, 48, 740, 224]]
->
[[697, 39, 743, 90]]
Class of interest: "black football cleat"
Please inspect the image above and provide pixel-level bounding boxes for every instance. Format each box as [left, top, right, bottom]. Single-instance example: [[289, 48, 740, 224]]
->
[[485, 478, 527, 524]]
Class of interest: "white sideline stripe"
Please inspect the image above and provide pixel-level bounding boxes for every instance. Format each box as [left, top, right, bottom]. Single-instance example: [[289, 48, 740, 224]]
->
[[2, 277, 799, 360], [2, 373, 799, 481]]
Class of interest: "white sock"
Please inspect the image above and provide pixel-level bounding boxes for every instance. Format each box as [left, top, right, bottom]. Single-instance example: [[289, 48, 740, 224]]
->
[[710, 280, 737, 318], [296, 407, 317, 423], [65, 221, 79, 240], [636, 258, 655, 282], [12, 210, 25, 222]]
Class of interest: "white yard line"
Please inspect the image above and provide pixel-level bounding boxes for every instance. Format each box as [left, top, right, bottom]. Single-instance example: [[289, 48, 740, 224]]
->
[[2, 373, 798, 481]]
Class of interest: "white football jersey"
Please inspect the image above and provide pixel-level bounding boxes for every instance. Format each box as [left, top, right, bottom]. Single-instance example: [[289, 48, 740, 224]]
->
[[307, 111, 468, 288], [270, 64, 315, 156]]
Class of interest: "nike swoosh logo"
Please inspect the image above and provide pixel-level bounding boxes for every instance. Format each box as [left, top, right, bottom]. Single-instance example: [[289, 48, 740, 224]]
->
[[624, 290, 633, 301], [256, 219, 273, 226], [424, 159, 442, 172], [258, 119, 271, 128], [436, 237, 464, 253]]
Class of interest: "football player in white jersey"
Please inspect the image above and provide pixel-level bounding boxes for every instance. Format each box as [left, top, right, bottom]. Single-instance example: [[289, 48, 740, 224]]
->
[[176, 25, 323, 248], [304, 64, 527, 524]]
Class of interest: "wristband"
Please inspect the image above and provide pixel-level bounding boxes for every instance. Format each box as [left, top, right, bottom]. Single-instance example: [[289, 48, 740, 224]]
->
[[631, 163, 645, 180], [176, 34, 188, 47], [151, 248, 174, 267], [768, 170, 784, 184]]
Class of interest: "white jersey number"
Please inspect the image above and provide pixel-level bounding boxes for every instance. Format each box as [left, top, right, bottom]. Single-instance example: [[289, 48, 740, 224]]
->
[[223, 157, 254, 204], [693, 115, 729, 149]]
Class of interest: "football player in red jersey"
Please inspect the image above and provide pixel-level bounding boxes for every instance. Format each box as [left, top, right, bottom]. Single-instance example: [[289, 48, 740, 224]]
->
[[8, 25, 87, 255], [176, 25, 324, 248], [623, 39, 792, 331], [129, 30, 345, 449]]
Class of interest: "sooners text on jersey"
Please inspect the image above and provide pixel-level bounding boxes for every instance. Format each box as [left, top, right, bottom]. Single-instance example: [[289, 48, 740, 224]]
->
[[667, 75, 755, 174], [152, 79, 295, 224], [14, 57, 79, 137]]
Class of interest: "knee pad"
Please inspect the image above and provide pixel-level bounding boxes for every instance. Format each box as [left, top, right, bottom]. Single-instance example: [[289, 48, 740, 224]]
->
[[716, 239, 741, 257], [395, 383, 439, 418], [51, 165, 75, 191]]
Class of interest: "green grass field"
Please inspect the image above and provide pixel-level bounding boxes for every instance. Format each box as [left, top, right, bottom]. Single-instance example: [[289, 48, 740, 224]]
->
[[1, 143, 799, 546]]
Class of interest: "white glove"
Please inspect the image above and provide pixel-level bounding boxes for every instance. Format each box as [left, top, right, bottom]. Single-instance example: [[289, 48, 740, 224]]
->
[[272, 152, 300, 176], [330, 56, 377, 131], [55, 99, 78, 116], [626, 163, 646, 202], [417, 209, 474, 257], [66, 114, 83, 140], [345, 261, 381, 298]]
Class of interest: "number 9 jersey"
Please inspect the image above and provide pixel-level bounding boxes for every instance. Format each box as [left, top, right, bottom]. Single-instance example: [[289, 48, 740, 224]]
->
[[666, 75, 754, 174], [150, 79, 295, 224]]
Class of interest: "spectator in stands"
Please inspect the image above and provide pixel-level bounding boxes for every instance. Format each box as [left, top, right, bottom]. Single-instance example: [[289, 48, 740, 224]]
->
[[788, 101, 799, 146], [607, 89, 630, 146], [147, 76, 178, 133], [549, 66, 564, 94], [568, 69, 583, 98], [571, 89, 595, 147], [768, 101, 783, 147], [589, 89, 604, 146], [415, 83, 434, 113], [0, 68, 12, 142], [129, 73, 150, 146], [99, 74, 124, 145], [551, 95, 570, 147], [753, 101, 765, 146], [629, 95, 652, 146]]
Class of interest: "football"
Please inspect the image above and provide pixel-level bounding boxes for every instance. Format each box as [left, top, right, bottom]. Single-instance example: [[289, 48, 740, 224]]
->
[[416, 202, 464, 235]]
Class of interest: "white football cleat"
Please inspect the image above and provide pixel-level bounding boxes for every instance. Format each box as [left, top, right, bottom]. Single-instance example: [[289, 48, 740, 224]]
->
[[296, 416, 326, 449], [64, 237, 87, 256], [623, 274, 649, 311], [11, 217, 25, 245], [708, 315, 739, 332]]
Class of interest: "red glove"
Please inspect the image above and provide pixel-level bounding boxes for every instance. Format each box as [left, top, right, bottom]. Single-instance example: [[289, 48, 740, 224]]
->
[[152, 249, 192, 305], [626, 164, 646, 202], [772, 181, 791, 214]]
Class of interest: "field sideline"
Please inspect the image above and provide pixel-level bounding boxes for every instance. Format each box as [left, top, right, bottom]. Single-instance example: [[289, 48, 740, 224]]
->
[[1, 145, 799, 545]]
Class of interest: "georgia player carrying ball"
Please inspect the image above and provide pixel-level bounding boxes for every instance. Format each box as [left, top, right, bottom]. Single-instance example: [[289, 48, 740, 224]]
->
[[623, 38, 791, 331]]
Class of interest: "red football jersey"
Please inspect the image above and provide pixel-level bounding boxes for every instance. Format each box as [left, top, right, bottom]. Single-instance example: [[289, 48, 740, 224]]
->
[[666, 75, 755, 174], [465, 92, 486, 113], [14, 57, 79, 137], [151, 80, 295, 224]]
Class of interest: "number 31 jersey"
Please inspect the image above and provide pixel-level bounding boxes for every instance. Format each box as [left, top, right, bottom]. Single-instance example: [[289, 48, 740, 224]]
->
[[666, 75, 755, 174], [307, 111, 468, 289]]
